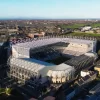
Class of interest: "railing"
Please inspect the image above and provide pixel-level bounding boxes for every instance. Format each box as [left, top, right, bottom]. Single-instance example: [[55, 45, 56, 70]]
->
[[37, 35, 97, 41]]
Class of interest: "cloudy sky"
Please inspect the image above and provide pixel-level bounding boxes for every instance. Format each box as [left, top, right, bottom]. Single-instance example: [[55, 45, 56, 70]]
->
[[0, 0, 100, 19]]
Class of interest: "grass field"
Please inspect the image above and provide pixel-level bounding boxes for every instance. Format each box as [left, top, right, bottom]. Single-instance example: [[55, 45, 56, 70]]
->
[[60, 23, 87, 29], [91, 23, 100, 27], [60, 23, 100, 29], [63, 32, 100, 37]]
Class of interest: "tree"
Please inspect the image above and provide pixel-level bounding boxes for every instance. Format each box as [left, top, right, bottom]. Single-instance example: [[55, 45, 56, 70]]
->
[[93, 30, 97, 34], [5, 88, 12, 95]]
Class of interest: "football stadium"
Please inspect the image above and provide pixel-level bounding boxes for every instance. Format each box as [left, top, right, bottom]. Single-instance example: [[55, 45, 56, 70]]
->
[[9, 36, 97, 83]]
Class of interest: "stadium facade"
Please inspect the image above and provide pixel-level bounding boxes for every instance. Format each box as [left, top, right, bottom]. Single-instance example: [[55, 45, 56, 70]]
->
[[9, 36, 97, 83]]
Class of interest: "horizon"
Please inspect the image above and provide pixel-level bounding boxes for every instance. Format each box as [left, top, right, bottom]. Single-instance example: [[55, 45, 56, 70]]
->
[[0, 17, 100, 20]]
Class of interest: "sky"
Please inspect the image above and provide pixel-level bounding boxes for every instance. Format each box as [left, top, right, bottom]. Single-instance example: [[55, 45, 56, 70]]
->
[[0, 0, 100, 19]]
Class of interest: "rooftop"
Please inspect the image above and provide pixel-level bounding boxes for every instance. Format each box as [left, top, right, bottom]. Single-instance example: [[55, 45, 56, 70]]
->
[[12, 37, 95, 50]]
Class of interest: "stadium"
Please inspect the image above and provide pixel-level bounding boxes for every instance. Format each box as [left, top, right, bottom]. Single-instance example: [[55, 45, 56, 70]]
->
[[9, 36, 97, 84]]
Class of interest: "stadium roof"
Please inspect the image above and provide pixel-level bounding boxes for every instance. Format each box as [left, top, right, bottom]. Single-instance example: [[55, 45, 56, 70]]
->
[[46, 64, 75, 78], [22, 58, 55, 66], [10, 58, 46, 73], [12, 38, 61, 49], [12, 37, 95, 49], [62, 38, 95, 44], [50, 63, 74, 71], [10, 57, 75, 77]]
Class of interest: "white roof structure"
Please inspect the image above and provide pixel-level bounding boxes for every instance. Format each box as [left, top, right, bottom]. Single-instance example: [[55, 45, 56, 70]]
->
[[47, 64, 75, 78], [85, 52, 97, 58], [11, 37, 97, 58], [61, 38, 94, 44], [49, 63, 73, 71], [12, 37, 95, 48], [13, 38, 61, 49], [10, 58, 46, 73], [10, 57, 75, 78]]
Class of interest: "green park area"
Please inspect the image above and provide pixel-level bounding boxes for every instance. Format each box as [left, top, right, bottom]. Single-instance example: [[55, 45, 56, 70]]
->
[[61, 23, 87, 29], [66, 32, 100, 37], [60, 22, 100, 38], [60, 23, 100, 29], [91, 23, 100, 28]]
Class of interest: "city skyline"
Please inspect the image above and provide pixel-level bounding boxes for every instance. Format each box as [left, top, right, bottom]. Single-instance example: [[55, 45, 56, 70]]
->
[[0, 0, 100, 19]]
